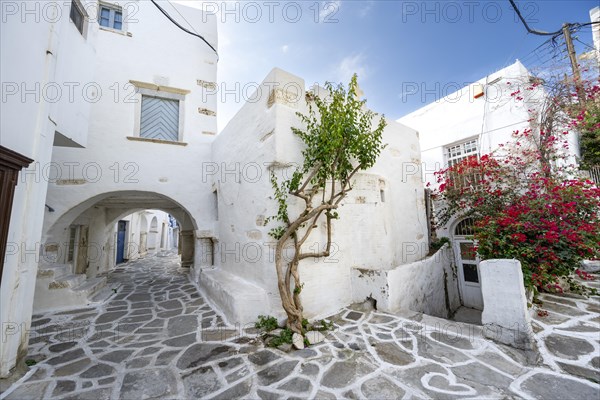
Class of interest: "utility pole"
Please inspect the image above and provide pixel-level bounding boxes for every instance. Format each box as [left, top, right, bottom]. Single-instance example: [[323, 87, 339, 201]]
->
[[562, 23, 586, 101], [509, 0, 589, 100]]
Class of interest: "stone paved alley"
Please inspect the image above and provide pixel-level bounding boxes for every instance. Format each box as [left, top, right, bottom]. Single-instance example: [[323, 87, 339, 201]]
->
[[1, 254, 599, 399]]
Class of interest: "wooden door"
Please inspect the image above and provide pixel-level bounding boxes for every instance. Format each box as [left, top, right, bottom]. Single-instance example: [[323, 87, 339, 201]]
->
[[75, 226, 88, 274]]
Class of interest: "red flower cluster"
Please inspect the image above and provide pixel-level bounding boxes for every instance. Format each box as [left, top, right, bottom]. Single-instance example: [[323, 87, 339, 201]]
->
[[434, 126, 600, 293]]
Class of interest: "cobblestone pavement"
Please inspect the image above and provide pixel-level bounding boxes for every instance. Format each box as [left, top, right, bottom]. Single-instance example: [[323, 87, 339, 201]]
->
[[1, 254, 599, 399]]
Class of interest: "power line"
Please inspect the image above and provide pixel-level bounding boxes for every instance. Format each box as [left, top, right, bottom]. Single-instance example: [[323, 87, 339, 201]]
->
[[508, 0, 563, 36], [575, 37, 597, 51], [509, 0, 598, 93], [149, 0, 219, 61], [168, 2, 200, 36]]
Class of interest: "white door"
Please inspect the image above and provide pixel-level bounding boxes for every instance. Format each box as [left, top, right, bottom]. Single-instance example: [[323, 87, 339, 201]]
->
[[454, 239, 483, 310]]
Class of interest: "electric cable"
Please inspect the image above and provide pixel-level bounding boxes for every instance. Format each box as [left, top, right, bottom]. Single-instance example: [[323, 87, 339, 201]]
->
[[149, 0, 219, 61], [508, 0, 563, 36]]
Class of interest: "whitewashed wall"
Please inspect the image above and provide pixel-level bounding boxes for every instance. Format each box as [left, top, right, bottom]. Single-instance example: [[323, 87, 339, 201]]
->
[[351, 245, 461, 318], [480, 259, 534, 349], [40, 0, 218, 286], [0, 0, 98, 377], [204, 68, 430, 324]]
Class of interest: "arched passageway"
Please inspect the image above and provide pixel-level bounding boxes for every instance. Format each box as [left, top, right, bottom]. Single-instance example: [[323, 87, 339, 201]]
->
[[34, 191, 200, 313]]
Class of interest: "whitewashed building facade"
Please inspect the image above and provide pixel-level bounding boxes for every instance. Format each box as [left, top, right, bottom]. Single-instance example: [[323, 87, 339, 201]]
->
[[1, 0, 459, 377], [399, 60, 585, 311], [1, 0, 218, 377]]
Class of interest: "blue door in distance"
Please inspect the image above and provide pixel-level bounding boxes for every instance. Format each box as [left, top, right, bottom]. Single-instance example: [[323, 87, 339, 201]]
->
[[116, 221, 127, 264]]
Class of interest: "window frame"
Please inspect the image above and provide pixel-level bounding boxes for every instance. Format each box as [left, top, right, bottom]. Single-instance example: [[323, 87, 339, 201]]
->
[[444, 137, 479, 168], [128, 81, 190, 144], [98, 1, 125, 31], [444, 137, 481, 189], [66, 226, 77, 263]]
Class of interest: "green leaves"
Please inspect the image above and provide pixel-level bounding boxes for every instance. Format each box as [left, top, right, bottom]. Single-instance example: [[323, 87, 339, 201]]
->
[[267, 170, 292, 239], [265, 73, 388, 334], [255, 315, 279, 331], [266, 74, 387, 240]]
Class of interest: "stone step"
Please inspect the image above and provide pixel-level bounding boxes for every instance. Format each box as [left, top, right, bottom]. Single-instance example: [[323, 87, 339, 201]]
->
[[73, 277, 107, 298], [37, 263, 71, 279], [49, 274, 86, 289]]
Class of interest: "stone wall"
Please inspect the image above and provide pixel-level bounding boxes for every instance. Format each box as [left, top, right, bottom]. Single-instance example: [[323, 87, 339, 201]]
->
[[351, 244, 461, 318], [480, 259, 534, 350]]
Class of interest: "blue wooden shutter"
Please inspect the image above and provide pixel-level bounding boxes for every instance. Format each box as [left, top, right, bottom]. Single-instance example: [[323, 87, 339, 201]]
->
[[140, 96, 179, 141]]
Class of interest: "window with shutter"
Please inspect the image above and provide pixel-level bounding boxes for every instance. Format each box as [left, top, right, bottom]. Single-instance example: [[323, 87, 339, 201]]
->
[[140, 96, 180, 142], [70, 0, 86, 35]]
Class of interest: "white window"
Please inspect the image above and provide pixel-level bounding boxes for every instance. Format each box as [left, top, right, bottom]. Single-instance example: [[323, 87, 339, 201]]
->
[[99, 2, 123, 30], [140, 95, 180, 142], [445, 138, 478, 167], [445, 138, 481, 189], [70, 0, 86, 35]]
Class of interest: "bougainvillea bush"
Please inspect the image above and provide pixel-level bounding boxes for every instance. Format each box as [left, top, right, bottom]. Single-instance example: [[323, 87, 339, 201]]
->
[[474, 176, 599, 293], [433, 74, 600, 295], [433, 130, 600, 295]]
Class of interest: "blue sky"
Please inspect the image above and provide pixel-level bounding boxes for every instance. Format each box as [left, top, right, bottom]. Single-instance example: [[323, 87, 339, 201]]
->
[[178, 1, 599, 131]]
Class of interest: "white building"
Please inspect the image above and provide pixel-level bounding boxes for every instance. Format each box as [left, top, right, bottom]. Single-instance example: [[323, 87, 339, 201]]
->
[[1, 0, 217, 377], [399, 59, 583, 311], [1, 0, 457, 377], [1, 0, 100, 378], [200, 68, 433, 324], [587, 7, 600, 66]]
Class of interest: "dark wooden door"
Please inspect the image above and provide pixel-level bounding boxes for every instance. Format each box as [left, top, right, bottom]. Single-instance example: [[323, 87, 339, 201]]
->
[[0, 146, 33, 283]]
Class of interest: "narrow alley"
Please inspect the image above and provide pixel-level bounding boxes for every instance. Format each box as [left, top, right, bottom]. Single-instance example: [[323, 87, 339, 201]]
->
[[2, 254, 598, 399]]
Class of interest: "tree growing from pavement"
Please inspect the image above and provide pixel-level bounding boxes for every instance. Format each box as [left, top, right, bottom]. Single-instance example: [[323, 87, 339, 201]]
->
[[266, 74, 386, 334]]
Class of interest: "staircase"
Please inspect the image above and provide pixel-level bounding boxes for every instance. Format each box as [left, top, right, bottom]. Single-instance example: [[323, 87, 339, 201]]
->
[[33, 262, 116, 313]]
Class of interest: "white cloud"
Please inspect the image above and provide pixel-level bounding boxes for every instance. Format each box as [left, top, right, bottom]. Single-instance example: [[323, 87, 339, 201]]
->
[[281, 44, 289, 54], [358, 1, 374, 18], [333, 53, 367, 84]]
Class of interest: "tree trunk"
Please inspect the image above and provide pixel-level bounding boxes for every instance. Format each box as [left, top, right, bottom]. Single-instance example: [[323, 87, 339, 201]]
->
[[274, 239, 304, 334]]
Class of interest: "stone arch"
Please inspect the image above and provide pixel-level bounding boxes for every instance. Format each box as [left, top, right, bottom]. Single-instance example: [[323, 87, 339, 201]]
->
[[41, 190, 199, 275]]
